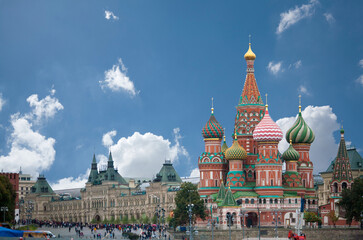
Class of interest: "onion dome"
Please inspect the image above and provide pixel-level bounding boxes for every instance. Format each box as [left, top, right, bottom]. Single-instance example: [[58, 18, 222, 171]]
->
[[244, 43, 256, 61], [282, 141, 300, 161], [221, 136, 228, 153], [253, 106, 283, 142], [285, 107, 315, 144], [202, 107, 224, 139], [225, 134, 247, 160]]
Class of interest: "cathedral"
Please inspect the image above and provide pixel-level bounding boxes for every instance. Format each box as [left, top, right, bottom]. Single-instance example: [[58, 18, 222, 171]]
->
[[198, 43, 318, 229]]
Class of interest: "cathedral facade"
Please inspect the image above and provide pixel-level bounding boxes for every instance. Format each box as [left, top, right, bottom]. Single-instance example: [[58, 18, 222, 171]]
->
[[20, 155, 182, 224], [198, 43, 318, 229]]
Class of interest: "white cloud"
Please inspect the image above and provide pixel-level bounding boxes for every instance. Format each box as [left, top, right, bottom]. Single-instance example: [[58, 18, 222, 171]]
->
[[359, 59, 363, 68], [105, 10, 119, 20], [298, 85, 311, 96], [324, 13, 335, 24], [0, 92, 63, 177], [51, 169, 90, 190], [99, 58, 138, 96], [100, 128, 189, 178], [102, 130, 117, 147], [276, 105, 340, 173], [294, 60, 302, 69], [0, 93, 5, 111], [276, 0, 318, 34], [26, 90, 64, 123], [267, 61, 283, 75], [357, 75, 363, 86], [189, 168, 200, 178]]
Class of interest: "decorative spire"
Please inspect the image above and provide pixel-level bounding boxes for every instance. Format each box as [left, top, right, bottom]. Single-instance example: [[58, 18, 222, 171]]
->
[[211, 97, 214, 115], [299, 95, 302, 113], [265, 93, 268, 111], [216, 181, 226, 201], [107, 151, 114, 169], [331, 127, 353, 183], [221, 130, 229, 154], [221, 186, 237, 206]]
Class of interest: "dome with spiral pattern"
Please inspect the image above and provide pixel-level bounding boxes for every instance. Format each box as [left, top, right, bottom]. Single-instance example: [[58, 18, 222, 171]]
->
[[285, 111, 315, 144], [202, 109, 224, 139], [282, 142, 300, 161]]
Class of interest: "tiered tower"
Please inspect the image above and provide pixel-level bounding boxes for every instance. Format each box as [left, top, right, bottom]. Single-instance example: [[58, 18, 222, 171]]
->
[[282, 141, 302, 190], [285, 100, 315, 196], [253, 104, 284, 196], [234, 43, 265, 182], [330, 127, 353, 195], [198, 106, 228, 196]]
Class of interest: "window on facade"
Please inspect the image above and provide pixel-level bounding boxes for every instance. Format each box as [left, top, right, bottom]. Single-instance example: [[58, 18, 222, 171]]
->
[[274, 199, 278, 204], [289, 199, 291, 204], [269, 199, 273, 204], [245, 199, 249, 204], [259, 199, 262, 204], [271, 179, 273, 186], [295, 199, 297, 204], [263, 199, 266, 204], [251, 199, 255, 204]]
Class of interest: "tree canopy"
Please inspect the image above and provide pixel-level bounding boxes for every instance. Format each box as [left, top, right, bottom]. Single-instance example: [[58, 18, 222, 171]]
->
[[0, 175, 16, 222], [172, 182, 206, 226], [339, 177, 363, 225]]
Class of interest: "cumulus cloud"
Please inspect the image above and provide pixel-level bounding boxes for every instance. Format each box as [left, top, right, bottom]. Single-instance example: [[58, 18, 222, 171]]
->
[[99, 128, 189, 178], [0, 91, 63, 177], [267, 61, 283, 75], [26, 89, 64, 123], [189, 168, 200, 178], [276, 105, 340, 173], [105, 10, 119, 20], [357, 75, 363, 86], [0, 93, 5, 111], [324, 13, 335, 24], [102, 130, 117, 147], [51, 169, 90, 190], [276, 0, 318, 34], [99, 58, 138, 96], [294, 60, 302, 69]]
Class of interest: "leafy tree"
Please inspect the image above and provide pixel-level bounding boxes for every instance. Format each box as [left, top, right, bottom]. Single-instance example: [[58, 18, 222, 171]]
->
[[328, 210, 339, 228], [151, 215, 157, 224], [338, 177, 363, 225], [130, 216, 136, 223], [173, 182, 206, 226], [0, 175, 16, 222], [122, 216, 129, 224], [143, 215, 150, 224]]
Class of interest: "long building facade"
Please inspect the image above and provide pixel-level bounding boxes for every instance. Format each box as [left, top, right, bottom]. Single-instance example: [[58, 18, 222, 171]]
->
[[198, 43, 318, 229], [21, 156, 182, 224]]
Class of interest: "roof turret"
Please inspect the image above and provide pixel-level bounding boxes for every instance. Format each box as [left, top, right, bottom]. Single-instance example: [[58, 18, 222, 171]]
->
[[282, 141, 300, 161], [221, 135, 228, 153], [31, 175, 54, 195], [216, 181, 226, 201], [253, 104, 283, 142], [221, 187, 237, 206], [88, 154, 99, 183], [225, 134, 247, 160], [244, 43, 256, 60], [202, 105, 224, 139]]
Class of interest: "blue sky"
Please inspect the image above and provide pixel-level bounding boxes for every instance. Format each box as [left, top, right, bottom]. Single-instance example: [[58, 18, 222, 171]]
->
[[0, 0, 362, 189]]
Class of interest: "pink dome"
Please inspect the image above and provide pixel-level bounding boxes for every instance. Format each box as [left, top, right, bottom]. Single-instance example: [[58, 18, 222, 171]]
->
[[253, 108, 283, 142]]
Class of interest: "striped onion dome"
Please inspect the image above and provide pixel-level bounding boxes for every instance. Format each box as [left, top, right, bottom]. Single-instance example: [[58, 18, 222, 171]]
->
[[282, 142, 300, 161], [225, 135, 247, 160], [285, 111, 315, 144], [202, 109, 224, 139], [221, 136, 228, 153], [253, 107, 283, 142]]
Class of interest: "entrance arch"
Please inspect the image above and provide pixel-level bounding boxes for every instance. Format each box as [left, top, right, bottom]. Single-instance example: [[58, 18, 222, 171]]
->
[[246, 212, 257, 227], [94, 215, 101, 222]]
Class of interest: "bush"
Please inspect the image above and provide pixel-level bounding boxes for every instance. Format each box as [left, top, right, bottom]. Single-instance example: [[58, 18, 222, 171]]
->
[[122, 232, 139, 239]]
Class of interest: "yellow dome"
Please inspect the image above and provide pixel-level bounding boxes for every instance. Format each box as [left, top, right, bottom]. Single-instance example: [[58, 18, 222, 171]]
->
[[244, 43, 256, 60], [225, 136, 247, 161]]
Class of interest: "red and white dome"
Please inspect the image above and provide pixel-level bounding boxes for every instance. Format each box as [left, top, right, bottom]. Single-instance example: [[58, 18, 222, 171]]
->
[[253, 108, 283, 142]]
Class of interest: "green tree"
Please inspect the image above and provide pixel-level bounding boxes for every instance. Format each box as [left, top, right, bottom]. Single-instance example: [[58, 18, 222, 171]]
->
[[304, 212, 320, 224], [151, 215, 157, 224], [0, 175, 16, 222], [328, 210, 339, 228], [173, 182, 206, 226], [122, 215, 129, 224], [338, 177, 363, 225]]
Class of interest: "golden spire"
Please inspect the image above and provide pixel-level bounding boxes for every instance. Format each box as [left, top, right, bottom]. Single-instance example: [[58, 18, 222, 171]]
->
[[244, 36, 256, 61], [265, 93, 268, 111], [211, 97, 214, 114], [234, 131, 237, 140], [290, 139, 292, 145], [299, 95, 302, 113]]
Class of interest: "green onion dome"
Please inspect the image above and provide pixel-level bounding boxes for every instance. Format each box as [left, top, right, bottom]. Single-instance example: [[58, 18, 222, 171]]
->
[[225, 135, 247, 160], [285, 111, 315, 144], [221, 136, 228, 153], [202, 108, 224, 139], [282, 141, 300, 161]]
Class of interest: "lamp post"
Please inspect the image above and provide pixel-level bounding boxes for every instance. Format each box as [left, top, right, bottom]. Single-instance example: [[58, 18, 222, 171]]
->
[[25, 201, 34, 230], [161, 208, 165, 239], [1, 207, 8, 222], [239, 210, 248, 240], [226, 212, 234, 240], [187, 203, 194, 240], [272, 210, 281, 239], [257, 197, 261, 240]]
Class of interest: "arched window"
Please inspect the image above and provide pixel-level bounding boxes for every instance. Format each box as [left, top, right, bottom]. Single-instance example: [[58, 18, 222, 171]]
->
[[289, 199, 291, 204], [269, 199, 273, 204], [274, 199, 278, 204], [295, 199, 298, 204], [263, 199, 266, 204], [251, 199, 255, 204], [333, 182, 338, 193], [342, 182, 347, 189], [259, 198, 262, 204], [245, 199, 249, 204]]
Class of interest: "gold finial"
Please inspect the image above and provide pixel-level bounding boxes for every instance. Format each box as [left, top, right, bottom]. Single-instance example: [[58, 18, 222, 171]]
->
[[234, 131, 237, 140], [290, 139, 292, 145], [223, 128, 226, 141], [299, 95, 302, 113], [265, 93, 268, 110], [211, 97, 214, 114], [244, 36, 256, 60], [249, 34, 251, 44]]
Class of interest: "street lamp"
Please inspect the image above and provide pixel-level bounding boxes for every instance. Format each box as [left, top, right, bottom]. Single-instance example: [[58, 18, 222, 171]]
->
[[25, 201, 34, 230], [1, 207, 8, 222], [226, 212, 234, 240], [272, 210, 282, 239], [239, 210, 248, 240], [187, 203, 194, 240]]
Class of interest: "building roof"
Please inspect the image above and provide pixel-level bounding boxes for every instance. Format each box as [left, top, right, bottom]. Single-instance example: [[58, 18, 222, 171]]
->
[[323, 147, 363, 173], [153, 160, 182, 184], [31, 175, 54, 195], [221, 187, 237, 206], [253, 107, 283, 142], [202, 110, 224, 139], [285, 108, 315, 144]]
